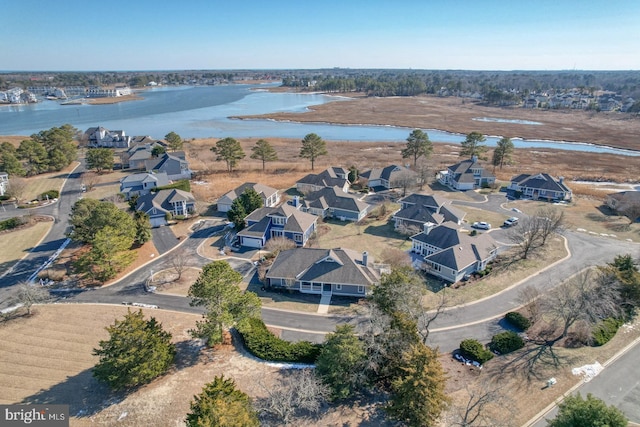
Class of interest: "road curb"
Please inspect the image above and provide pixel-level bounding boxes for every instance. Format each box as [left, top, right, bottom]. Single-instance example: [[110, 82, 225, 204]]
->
[[522, 333, 640, 427]]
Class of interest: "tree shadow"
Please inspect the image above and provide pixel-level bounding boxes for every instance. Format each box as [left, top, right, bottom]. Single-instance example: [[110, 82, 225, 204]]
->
[[20, 368, 126, 418], [174, 339, 204, 370], [496, 342, 569, 382]]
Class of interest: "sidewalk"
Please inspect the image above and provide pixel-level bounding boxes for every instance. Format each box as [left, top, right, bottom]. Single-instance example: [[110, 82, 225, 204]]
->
[[317, 294, 331, 314]]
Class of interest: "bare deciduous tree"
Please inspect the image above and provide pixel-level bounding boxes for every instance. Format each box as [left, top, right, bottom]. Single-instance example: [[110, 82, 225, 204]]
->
[[379, 247, 412, 268], [540, 269, 621, 345], [170, 253, 189, 281], [7, 177, 28, 204], [263, 236, 297, 255], [15, 283, 50, 315], [448, 380, 516, 427], [535, 207, 565, 245], [415, 158, 434, 191], [256, 369, 328, 425], [517, 285, 542, 323], [82, 171, 100, 192]]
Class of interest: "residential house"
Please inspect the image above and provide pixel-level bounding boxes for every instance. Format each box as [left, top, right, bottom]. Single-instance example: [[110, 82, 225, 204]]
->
[[122, 140, 166, 169], [360, 164, 418, 190], [0, 172, 8, 197], [119, 171, 170, 200], [507, 173, 572, 202], [438, 157, 496, 190], [265, 248, 383, 297], [84, 127, 132, 148], [300, 186, 369, 222], [606, 191, 640, 221], [411, 222, 498, 283], [145, 152, 192, 181], [236, 204, 317, 249], [135, 189, 196, 227], [296, 167, 350, 194], [217, 182, 280, 213], [393, 193, 466, 232]]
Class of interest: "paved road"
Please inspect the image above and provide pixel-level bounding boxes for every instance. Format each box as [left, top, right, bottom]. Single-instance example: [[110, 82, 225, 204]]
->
[[531, 339, 640, 426], [0, 161, 84, 308]]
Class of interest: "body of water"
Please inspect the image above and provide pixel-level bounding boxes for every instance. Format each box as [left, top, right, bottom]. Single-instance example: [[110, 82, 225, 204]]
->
[[1, 84, 637, 156]]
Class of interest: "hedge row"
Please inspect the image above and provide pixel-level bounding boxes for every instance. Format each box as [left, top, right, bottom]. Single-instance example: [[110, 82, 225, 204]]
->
[[238, 317, 322, 364], [0, 216, 26, 231], [459, 339, 494, 364], [505, 311, 531, 331], [39, 190, 59, 200], [592, 317, 625, 347]]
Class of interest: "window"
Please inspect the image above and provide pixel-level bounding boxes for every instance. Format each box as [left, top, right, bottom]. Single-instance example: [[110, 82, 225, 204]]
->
[[358, 286, 365, 294], [272, 216, 286, 226], [272, 230, 283, 238], [294, 234, 303, 243], [336, 284, 342, 290]]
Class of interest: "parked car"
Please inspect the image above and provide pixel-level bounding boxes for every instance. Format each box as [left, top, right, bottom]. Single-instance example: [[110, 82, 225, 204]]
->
[[503, 217, 519, 227], [472, 221, 491, 230]]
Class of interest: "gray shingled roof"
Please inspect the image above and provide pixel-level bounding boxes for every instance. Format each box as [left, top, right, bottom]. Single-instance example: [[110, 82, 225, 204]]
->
[[302, 186, 369, 214], [510, 173, 571, 193], [266, 248, 380, 286]]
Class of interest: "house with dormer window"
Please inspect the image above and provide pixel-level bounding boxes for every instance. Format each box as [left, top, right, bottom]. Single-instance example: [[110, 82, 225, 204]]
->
[[393, 193, 466, 232], [410, 221, 499, 283], [360, 164, 418, 190], [217, 182, 280, 213], [265, 248, 384, 297], [296, 167, 350, 194], [438, 157, 495, 190], [236, 204, 317, 249], [507, 173, 572, 202], [135, 188, 196, 227], [119, 171, 170, 200]]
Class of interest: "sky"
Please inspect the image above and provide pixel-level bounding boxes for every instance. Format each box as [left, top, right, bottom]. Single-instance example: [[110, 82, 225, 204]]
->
[[2, 0, 639, 71]]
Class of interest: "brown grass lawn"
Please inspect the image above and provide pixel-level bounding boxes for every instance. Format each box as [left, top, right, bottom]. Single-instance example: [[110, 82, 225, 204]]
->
[[312, 215, 412, 262], [20, 161, 80, 202], [0, 221, 52, 274], [2, 304, 639, 427], [153, 267, 201, 297], [505, 197, 640, 242]]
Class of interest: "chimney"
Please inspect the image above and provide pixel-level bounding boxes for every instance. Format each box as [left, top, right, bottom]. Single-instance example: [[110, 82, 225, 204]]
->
[[559, 176, 564, 184], [293, 195, 300, 208], [362, 251, 369, 266], [471, 155, 478, 163], [423, 222, 436, 235]]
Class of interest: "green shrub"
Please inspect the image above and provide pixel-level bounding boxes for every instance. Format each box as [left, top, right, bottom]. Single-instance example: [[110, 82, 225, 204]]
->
[[39, 189, 60, 200], [592, 317, 625, 347], [490, 331, 524, 354], [459, 338, 494, 364], [0, 194, 10, 201], [237, 317, 321, 363], [505, 311, 531, 331], [0, 216, 25, 231]]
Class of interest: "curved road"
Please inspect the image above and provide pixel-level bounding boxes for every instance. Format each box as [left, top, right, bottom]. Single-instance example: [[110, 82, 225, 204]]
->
[[4, 166, 640, 355]]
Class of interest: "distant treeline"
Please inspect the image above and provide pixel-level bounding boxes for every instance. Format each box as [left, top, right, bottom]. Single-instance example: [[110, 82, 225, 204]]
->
[[3, 69, 640, 102], [281, 69, 640, 100]]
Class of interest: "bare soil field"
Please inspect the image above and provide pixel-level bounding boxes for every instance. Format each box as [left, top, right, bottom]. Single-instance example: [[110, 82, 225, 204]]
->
[[239, 94, 640, 152]]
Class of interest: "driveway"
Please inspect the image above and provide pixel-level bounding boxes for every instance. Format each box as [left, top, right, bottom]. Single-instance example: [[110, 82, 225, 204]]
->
[[152, 226, 180, 255]]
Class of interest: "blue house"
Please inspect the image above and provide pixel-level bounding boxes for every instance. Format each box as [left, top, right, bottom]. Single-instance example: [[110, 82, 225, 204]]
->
[[236, 204, 317, 249]]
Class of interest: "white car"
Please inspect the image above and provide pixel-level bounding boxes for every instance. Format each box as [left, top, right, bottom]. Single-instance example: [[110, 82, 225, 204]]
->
[[472, 221, 491, 230], [503, 217, 519, 227]]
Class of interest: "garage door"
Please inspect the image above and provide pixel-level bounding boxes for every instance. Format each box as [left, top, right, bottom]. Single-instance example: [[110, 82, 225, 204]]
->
[[241, 237, 263, 248], [150, 217, 166, 228]]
